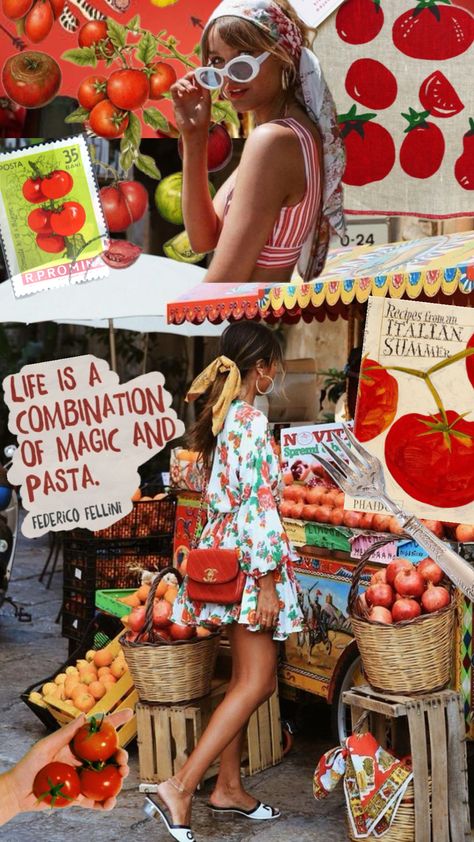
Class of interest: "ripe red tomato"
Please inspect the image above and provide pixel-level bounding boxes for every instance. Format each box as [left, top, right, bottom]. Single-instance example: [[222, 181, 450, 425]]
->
[[2, 0, 33, 20], [36, 232, 65, 253], [78, 21, 113, 56], [385, 410, 474, 508], [455, 119, 474, 191], [149, 62, 177, 99], [2, 51, 61, 108], [99, 184, 133, 231], [466, 332, 474, 386], [399, 109, 445, 179], [28, 207, 52, 233], [33, 762, 81, 808], [339, 106, 395, 186], [336, 0, 384, 44], [41, 169, 73, 199], [106, 69, 150, 111], [392, 2, 473, 60], [88, 99, 129, 139], [72, 717, 119, 763], [22, 175, 45, 203], [51, 201, 86, 236], [77, 75, 107, 110], [118, 181, 149, 223], [354, 358, 398, 442], [79, 763, 122, 802], [25, 0, 54, 43], [345, 59, 397, 110], [419, 71, 464, 119]]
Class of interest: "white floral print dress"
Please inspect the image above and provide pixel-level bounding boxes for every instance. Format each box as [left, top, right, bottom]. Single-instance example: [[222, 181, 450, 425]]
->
[[172, 399, 303, 641]]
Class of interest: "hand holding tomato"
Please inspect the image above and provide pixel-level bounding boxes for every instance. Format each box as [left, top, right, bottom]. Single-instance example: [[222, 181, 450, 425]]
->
[[0, 708, 132, 825]]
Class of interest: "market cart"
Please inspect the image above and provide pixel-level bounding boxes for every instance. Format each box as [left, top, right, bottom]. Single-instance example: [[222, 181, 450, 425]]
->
[[168, 230, 474, 742]]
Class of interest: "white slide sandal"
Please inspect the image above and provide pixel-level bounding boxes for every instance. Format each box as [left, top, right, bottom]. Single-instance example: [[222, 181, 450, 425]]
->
[[144, 796, 196, 841], [208, 800, 281, 820]]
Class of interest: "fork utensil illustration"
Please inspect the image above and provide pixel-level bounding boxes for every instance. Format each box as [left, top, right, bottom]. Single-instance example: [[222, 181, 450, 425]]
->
[[315, 424, 474, 601]]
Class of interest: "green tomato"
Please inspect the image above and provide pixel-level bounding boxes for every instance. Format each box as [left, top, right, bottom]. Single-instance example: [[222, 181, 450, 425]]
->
[[163, 229, 206, 263], [154, 172, 215, 226]]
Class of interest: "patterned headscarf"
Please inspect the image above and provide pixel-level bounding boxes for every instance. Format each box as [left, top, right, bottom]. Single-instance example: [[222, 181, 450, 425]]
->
[[203, 0, 346, 279], [186, 355, 242, 435]]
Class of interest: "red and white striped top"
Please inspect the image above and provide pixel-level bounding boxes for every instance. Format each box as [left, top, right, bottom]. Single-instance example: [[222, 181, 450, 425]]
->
[[224, 117, 321, 269]]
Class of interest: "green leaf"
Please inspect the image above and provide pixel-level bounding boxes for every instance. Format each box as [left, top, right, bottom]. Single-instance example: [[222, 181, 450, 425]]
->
[[64, 106, 90, 124], [211, 99, 240, 130], [135, 153, 161, 180], [61, 47, 97, 67], [136, 30, 157, 65], [65, 233, 86, 261], [106, 17, 127, 49], [127, 14, 141, 31], [119, 148, 135, 173], [143, 107, 170, 133], [123, 111, 142, 150]]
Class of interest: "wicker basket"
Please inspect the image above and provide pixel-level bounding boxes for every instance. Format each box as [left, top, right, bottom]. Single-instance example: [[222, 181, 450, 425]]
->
[[347, 778, 431, 842], [121, 566, 220, 704], [348, 540, 455, 694]]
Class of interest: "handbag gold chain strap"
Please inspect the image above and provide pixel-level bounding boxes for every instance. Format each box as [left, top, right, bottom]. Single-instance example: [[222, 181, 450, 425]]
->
[[190, 468, 211, 551]]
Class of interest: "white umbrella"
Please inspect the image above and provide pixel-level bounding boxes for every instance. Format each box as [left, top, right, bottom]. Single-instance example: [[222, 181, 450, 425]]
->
[[0, 255, 224, 366]]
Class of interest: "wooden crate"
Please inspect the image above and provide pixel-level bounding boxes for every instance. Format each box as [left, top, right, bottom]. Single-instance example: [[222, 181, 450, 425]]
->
[[342, 685, 471, 842], [137, 678, 283, 785], [42, 633, 138, 748]]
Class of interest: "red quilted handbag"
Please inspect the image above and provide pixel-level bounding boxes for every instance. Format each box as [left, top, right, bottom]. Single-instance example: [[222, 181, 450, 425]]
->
[[187, 548, 246, 604]]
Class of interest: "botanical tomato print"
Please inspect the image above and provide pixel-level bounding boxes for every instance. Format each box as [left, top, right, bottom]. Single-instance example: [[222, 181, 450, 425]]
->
[[172, 400, 303, 641]]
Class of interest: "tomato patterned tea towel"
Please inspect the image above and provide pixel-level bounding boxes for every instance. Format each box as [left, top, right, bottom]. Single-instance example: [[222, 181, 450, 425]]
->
[[313, 732, 413, 838], [314, 0, 474, 218]]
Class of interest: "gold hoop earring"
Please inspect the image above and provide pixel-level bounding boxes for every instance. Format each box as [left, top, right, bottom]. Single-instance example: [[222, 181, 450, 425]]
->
[[281, 68, 289, 91], [256, 375, 275, 396]]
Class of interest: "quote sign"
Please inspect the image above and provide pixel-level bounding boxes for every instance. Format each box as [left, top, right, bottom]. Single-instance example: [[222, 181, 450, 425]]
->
[[4, 355, 184, 538]]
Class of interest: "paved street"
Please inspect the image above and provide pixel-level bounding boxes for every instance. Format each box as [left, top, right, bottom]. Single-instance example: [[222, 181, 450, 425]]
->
[[0, 527, 346, 842]]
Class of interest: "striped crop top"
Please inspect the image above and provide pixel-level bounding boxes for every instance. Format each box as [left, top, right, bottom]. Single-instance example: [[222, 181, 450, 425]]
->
[[223, 117, 321, 269]]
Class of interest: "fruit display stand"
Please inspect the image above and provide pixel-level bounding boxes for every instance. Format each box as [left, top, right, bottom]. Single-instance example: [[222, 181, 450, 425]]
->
[[62, 488, 177, 650], [22, 612, 138, 747], [166, 230, 474, 741]]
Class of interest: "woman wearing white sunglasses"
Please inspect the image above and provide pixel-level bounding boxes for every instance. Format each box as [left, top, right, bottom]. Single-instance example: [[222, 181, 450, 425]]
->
[[171, 0, 346, 284]]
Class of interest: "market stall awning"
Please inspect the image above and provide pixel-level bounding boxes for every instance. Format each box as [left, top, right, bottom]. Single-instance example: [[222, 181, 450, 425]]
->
[[167, 231, 474, 325]]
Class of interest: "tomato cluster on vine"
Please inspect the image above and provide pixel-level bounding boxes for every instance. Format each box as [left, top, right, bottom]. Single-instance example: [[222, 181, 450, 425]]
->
[[32, 717, 122, 808], [22, 168, 86, 254], [2, 0, 65, 43]]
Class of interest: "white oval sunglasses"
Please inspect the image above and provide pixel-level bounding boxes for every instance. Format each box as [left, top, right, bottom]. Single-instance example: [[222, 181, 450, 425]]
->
[[194, 51, 271, 90]]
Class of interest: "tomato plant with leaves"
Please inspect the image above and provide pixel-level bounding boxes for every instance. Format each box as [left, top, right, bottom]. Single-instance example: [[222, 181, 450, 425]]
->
[[63, 15, 239, 176]]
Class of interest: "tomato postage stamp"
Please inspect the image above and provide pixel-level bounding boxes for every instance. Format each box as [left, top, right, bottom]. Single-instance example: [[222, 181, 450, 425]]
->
[[0, 135, 108, 297]]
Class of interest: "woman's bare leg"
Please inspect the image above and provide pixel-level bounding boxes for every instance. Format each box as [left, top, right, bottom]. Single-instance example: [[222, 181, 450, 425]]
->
[[156, 623, 277, 825]]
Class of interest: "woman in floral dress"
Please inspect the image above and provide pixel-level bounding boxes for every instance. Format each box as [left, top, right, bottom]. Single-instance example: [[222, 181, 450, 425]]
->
[[148, 322, 303, 842]]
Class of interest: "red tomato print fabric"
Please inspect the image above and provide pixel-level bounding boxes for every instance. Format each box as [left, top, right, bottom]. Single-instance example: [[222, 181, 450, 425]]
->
[[315, 0, 474, 217]]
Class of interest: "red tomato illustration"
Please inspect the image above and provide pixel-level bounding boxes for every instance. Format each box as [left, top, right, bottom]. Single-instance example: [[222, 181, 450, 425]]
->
[[345, 59, 397, 110], [392, 1, 473, 60], [384, 411, 474, 508], [466, 332, 474, 386], [399, 107, 445, 178], [419, 71, 464, 118], [338, 104, 395, 186], [354, 357, 399, 442], [454, 118, 474, 190], [336, 0, 384, 44]]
